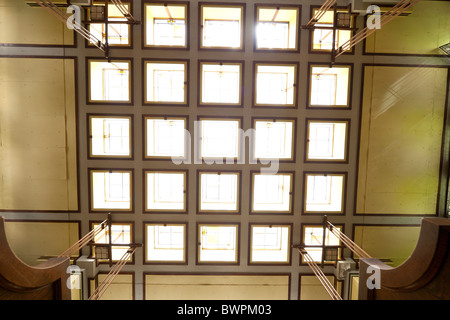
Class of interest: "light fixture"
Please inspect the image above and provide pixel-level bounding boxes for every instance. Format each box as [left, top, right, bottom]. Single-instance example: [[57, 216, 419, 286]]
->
[[90, 5, 106, 21], [95, 245, 110, 260], [336, 12, 351, 28]]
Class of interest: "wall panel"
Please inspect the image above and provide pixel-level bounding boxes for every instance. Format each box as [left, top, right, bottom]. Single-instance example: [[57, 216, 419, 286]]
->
[[95, 273, 134, 300], [364, 1, 450, 56], [0, 0, 74, 46], [0, 57, 78, 212], [353, 225, 420, 267], [299, 275, 342, 300], [145, 274, 290, 300], [356, 65, 448, 215], [4, 220, 80, 266]]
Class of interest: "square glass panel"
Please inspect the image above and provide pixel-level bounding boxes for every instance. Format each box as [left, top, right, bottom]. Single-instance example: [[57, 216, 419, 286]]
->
[[309, 65, 351, 107], [255, 64, 297, 106], [145, 61, 187, 104], [146, 224, 186, 262], [199, 172, 239, 212], [145, 4, 187, 47], [89, 116, 131, 158], [256, 6, 299, 50], [250, 225, 291, 263], [145, 117, 186, 159], [252, 173, 292, 212], [200, 119, 240, 159], [89, 60, 131, 103], [200, 62, 242, 105], [200, 5, 243, 49], [146, 171, 186, 211], [304, 174, 345, 213], [90, 170, 132, 211], [306, 120, 348, 161], [198, 225, 238, 263], [254, 120, 294, 160]]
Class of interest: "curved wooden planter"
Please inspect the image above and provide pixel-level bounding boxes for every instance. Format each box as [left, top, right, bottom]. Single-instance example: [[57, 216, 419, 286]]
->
[[359, 217, 450, 300], [0, 217, 70, 300]]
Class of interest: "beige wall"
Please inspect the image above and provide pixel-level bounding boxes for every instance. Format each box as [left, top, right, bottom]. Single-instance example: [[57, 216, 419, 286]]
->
[[356, 65, 448, 215], [4, 220, 79, 266], [145, 274, 290, 300], [0, 0, 74, 46], [92, 273, 134, 300], [365, 1, 450, 55], [349, 275, 359, 300], [299, 275, 342, 300], [353, 225, 420, 267], [0, 57, 78, 211]]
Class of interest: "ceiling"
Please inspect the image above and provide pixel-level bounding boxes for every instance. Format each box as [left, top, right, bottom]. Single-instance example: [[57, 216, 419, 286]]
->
[[0, 0, 449, 300]]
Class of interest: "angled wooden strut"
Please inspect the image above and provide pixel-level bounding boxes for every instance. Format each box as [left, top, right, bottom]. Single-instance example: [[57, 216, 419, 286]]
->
[[59, 214, 110, 259], [293, 244, 342, 300], [334, 0, 421, 59], [0, 217, 70, 300], [30, 0, 107, 53], [110, 0, 140, 25], [324, 216, 372, 259], [303, 0, 337, 29], [89, 243, 141, 300], [358, 217, 450, 300]]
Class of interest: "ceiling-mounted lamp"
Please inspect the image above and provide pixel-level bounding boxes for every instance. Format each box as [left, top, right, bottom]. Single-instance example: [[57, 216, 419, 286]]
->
[[89, 4, 106, 21], [336, 12, 351, 28]]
